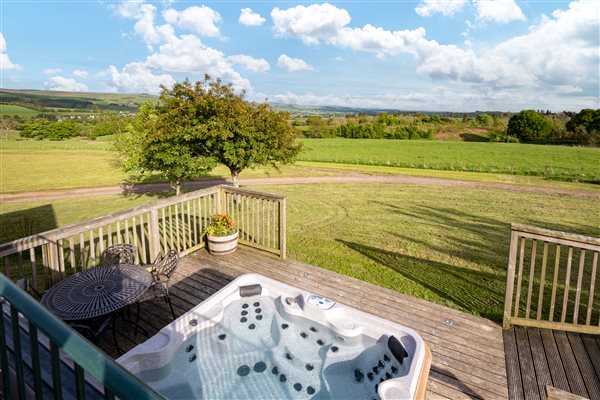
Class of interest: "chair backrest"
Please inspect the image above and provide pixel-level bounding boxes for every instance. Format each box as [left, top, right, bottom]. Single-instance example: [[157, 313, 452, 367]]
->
[[101, 244, 136, 265], [15, 277, 42, 299], [155, 250, 179, 280]]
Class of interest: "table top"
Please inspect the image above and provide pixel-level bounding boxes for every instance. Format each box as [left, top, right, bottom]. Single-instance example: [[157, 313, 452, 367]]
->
[[41, 264, 152, 321]]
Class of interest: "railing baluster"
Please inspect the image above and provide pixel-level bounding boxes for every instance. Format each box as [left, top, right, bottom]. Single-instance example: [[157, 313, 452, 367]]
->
[[28, 323, 44, 400], [116, 221, 122, 244], [514, 237, 526, 317], [124, 219, 130, 245], [58, 240, 66, 275], [175, 203, 181, 252], [0, 305, 12, 399], [549, 245, 561, 322], [79, 233, 86, 271], [99, 226, 105, 256], [525, 240, 537, 319], [586, 251, 597, 326], [4, 256, 10, 278], [192, 199, 198, 246], [68, 240, 76, 274], [30, 248, 39, 291], [186, 201, 192, 249], [89, 230, 96, 267], [107, 224, 113, 247], [74, 363, 86, 399], [561, 246, 574, 323], [169, 206, 174, 251], [10, 305, 26, 399], [17, 251, 24, 279], [573, 249, 586, 324], [50, 342, 63, 400], [536, 242, 549, 320], [161, 207, 167, 254], [132, 216, 139, 264]]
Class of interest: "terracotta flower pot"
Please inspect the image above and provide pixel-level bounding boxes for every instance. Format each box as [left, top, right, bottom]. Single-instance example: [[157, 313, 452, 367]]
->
[[207, 231, 239, 256]]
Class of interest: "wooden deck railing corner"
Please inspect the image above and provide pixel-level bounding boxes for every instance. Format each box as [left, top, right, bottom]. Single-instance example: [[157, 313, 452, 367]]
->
[[0, 185, 287, 294], [503, 223, 600, 334]]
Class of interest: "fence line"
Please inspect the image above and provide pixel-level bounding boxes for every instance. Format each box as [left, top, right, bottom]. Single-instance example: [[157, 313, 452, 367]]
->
[[503, 223, 600, 334]]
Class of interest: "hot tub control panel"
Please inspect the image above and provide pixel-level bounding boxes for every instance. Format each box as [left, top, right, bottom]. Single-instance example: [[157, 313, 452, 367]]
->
[[307, 294, 335, 310]]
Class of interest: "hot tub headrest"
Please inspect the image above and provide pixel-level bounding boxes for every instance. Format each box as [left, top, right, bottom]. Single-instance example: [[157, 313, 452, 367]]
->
[[239, 284, 262, 297], [388, 335, 409, 365]]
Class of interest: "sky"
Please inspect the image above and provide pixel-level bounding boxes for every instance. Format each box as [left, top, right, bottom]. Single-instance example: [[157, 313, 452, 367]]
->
[[1, 0, 598, 112]]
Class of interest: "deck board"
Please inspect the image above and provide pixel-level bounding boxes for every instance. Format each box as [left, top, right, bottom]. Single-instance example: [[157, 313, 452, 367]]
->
[[96, 246, 509, 399], [505, 327, 600, 400]]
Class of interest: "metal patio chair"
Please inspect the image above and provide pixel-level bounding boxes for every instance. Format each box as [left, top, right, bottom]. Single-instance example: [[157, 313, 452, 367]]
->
[[135, 250, 180, 324], [100, 243, 136, 265]]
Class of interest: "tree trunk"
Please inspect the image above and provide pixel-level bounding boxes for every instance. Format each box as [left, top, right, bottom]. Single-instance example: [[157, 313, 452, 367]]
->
[[171, 180, 181, 196], [231, 169, 240, 188]]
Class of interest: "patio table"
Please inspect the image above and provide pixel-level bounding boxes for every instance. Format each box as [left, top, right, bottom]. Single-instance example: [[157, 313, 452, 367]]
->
[[41, 264, 152, 321]]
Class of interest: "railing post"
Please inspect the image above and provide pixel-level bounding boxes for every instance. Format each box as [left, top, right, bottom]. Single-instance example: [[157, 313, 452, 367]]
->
[[149, 209, 160, 261], [503, 229, 519, 329], [279, 198, 286, 259], [218, 186, 227, 214], [46, 241, 61, 285]]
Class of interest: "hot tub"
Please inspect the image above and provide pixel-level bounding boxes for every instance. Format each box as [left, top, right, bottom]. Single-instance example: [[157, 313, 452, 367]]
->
[[118, 274, 431, 399]]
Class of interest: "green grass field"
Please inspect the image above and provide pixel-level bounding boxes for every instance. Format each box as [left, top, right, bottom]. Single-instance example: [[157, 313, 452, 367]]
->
[[0, 104, 39, 118], [2, 183, 598, 321], [299, 139, 600, 183]]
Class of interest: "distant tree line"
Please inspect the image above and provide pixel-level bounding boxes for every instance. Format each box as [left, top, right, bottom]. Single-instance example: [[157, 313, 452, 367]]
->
[[8, 111, 131, 140], [4, 103, 599, 147], [507, 109, 599, 146]]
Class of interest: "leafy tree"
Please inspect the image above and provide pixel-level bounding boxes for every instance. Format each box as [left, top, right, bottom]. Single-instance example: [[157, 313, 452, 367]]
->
[[474, 113, 492, 127], [566, 109, 600, 134], [90, 111, 129, 139], [115, 76, 302, 192], [114, 102, 215, 195], [20, 118, 51, 139], [181, 76, 302, 187], [506, 110, 554, 142]]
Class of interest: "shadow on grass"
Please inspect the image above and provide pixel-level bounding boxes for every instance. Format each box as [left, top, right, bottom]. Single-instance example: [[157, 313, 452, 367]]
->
[[0, 204, 57, 243], [118, 178, 230, 199], [338, 239, 506, 322]]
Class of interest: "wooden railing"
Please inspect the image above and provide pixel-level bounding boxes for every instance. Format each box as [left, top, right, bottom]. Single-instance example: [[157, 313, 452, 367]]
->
[[0, 185, 286, 293], [503, 224, 600, 334]]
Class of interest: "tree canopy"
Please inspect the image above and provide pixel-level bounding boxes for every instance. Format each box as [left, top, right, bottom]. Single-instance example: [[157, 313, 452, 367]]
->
[[506, 110, 554, 142], [115, 76, 302, 192]]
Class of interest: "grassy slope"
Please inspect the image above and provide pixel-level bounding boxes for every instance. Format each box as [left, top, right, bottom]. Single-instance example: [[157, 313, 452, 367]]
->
[[0, 104, 39, 117], [3, 140, 599, 193], [2, 183, 598, 322], [299, 139, 600, 182]]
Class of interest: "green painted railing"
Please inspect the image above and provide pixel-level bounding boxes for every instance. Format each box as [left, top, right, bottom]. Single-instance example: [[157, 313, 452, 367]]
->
[[0, 274, 164, 400]]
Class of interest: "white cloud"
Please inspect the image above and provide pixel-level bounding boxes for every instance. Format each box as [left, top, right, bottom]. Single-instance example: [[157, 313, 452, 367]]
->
[[110, 1, 251, 93], [163, 6, 221, 37], [107, 62, 175, 94], [43, 68, 63, 75], [271, 1, 599, 100], [415, 0, 468, 17], [114, 1, 162, 47], [271, 3, 351, 45], [73, 69, 89, 78], [44, 76, 88, 92], [144, 33, 251, 90], [277, 54, 314, 72], [0, 33, 20, 70], [474, 0, 526, 23], [228, 55, 270, 72], [239, 8, 265, 26]]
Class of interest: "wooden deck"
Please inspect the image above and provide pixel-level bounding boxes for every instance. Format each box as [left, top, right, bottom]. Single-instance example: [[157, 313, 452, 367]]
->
[[504, 326, 600, 400], [99, 246, 508, 399]]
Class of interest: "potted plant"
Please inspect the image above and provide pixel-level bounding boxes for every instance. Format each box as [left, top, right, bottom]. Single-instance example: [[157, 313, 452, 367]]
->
[[204, 213, 238, 255]]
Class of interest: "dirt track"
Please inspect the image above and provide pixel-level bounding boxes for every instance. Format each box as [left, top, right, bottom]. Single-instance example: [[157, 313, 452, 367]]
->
[[1, 174, 598, 204]]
